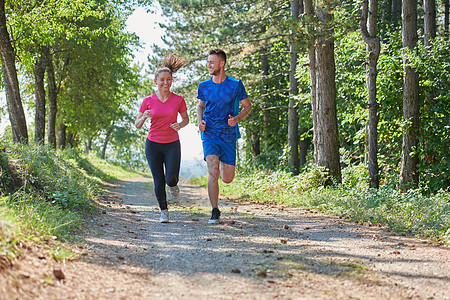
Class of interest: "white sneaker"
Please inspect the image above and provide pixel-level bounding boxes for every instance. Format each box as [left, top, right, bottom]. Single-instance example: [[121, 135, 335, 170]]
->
[[169, 185, 180, 199], [159, 209, 169, 223]]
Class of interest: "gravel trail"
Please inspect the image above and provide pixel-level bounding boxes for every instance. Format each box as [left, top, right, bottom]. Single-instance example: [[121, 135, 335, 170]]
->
[[3, 177, 449, 300]]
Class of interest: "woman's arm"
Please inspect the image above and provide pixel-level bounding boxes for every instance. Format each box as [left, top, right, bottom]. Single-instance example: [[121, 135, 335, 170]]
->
[[170, 111, 189, 131], [135, 110, 151, 129]]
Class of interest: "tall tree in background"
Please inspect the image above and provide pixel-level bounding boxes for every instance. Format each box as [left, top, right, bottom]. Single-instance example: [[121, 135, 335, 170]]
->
[[399, 0, 419, 188], [314, 3, 341, 182], [34, 47, 47, 144], [392, 0, 401, 19], [288, 0, 302, 175], [304, 0, 317, 162], [0, 0, 28, 143], [445, 0, 449, 37], [424, 0, 436, 48], [47, 50, 59, 148], [361, 0, 381, 188]]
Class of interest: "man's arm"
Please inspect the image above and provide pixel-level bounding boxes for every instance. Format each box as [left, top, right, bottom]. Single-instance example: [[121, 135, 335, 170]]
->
[[228, 98, 252, 127], [197, 100, 206, 131]]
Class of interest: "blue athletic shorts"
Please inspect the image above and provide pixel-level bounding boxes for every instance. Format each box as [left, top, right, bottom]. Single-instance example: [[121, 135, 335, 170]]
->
[[203, 139, 237, 166]]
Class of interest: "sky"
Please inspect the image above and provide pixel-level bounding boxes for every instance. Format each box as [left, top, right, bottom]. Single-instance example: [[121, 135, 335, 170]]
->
[[126, 5, 204, 161]]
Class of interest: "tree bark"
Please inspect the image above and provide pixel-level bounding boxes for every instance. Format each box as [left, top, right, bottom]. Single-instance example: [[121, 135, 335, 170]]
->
[[399, 0, 420, 189], [304, 0, 318, 163], [288, 0, 301, 175], [0, 0, 28, 143], [392, 0, 402, 19], [424, 0, 436, 48], [258, 25, 268, 158], [445, 0, 449, 37], [361, 0, 381, 189], [47, 50, 57, 148], [85, 136, 92, 155], [314, 8, 341, 182], [101, 127, 114, 159], [57, 122, 66, 149], [34, 47, 47, 144]]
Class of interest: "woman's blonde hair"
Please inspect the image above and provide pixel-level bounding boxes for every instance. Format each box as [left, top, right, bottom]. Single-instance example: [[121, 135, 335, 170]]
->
[[154, 53, 188, 79]]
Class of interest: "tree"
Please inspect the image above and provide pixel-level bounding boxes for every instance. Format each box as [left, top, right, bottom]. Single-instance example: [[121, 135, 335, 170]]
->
[[47, 49, 58, 148], [33, 47, 47, 144], [288, 0, 302, 175], [399, 0, 419, 189], [313, 4, 341, 182], [424, 0, 436, 48], [392, 0, 401, 19], [360, 0, 381, 188], [445, 0, 449, 37], [0, 0, 28, 143], [304, 0, 317, 163]]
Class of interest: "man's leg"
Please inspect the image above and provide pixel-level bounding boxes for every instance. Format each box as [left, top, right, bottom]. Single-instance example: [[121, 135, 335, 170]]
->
[[205, 154, 220, 208], [220, 162, 235, 184]]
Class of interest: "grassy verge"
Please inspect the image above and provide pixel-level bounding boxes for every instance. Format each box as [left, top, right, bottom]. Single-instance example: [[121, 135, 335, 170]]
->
[[0, 143, 143, 263], [190, 164, 449, 244]]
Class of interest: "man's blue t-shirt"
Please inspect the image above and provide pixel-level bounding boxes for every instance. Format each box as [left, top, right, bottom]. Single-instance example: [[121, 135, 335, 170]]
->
[[197, 76, 248, 142]]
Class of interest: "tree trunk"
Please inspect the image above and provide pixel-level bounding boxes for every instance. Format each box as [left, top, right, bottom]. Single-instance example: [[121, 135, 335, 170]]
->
[[101, 127, 114, 159], [361, 0, 381, 189], [400, 0, 419, 189], [392, 0, 401, 19], [299, 132, 309, 166], [424, 0, 436, 48], [445, 0, 449, 37], [261, 28, 269, 156], [251, 131, 260, 162], [34, 47, 47, 144], [0, 0, 28, 143], [315, 8, 341, 182], [85, 137, 92, 155], [288, 0, 301, 175], [304, 0, 318, 163], [263, 111, 269, 154], [57, 122, 66, 149], [47, 50, 57, 148]]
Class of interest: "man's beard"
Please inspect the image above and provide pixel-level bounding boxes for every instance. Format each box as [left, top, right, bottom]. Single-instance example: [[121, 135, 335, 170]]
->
[[209, 68, 219, 76]]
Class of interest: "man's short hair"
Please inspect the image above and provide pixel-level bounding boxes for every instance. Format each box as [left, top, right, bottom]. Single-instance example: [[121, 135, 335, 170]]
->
[[209, 49, 227, 63]]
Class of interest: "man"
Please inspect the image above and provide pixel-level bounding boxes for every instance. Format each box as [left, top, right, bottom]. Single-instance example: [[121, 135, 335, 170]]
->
[[197, 49, 252, 224]]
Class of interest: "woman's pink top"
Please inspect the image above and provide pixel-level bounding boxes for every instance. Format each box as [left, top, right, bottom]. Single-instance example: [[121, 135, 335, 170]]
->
[[139, 93, 187, 143]]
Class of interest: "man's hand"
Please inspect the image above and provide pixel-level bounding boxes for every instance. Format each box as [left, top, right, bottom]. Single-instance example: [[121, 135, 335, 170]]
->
[[199, 120, 206, 131], [228, 114, 237, 127]]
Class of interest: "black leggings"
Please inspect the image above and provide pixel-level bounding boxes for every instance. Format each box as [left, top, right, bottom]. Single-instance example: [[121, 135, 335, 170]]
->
[[145, 139, 181, 210]]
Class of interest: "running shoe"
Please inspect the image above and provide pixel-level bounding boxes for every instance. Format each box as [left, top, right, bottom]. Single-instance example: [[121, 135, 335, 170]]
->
[[208, 208, 221, 224], [169, 185, 180, 199], [159, 209, 169, 223]]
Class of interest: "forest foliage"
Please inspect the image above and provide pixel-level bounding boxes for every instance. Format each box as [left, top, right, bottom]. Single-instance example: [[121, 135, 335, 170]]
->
[[1, 1, 449, 192]]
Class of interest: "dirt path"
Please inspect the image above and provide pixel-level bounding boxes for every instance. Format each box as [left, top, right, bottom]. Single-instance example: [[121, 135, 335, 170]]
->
[[2, 177, 449, 299]]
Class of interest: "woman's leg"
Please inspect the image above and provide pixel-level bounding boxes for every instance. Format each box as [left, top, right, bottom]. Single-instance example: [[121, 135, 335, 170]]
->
[[164, 140, 181, 188], [145, 139, 168, 210]]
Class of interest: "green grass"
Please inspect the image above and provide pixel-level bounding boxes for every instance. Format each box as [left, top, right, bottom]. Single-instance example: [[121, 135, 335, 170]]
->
[[0, 143, 144, 262], [192, 164, 450, 244]]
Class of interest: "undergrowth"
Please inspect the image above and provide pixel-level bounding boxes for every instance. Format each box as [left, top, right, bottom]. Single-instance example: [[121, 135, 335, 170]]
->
[[0, 143, 138, 262], [191, 164, 449, 244]]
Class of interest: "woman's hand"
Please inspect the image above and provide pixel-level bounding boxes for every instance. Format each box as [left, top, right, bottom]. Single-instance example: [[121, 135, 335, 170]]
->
[[143, 110, 152, 119], [170, 122, 181, 131], [135, 110, 151, 129]]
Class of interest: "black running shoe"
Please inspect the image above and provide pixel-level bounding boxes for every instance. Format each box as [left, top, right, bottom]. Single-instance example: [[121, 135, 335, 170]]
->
[[208, 208, 221, 224]]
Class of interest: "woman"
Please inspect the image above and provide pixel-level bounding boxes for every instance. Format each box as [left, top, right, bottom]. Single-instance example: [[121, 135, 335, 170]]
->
[[135, 54, 189, 223]]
